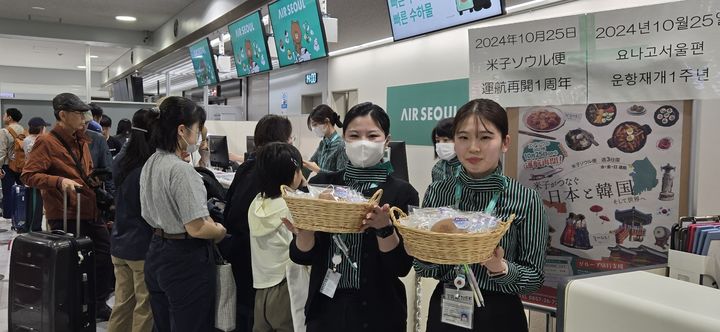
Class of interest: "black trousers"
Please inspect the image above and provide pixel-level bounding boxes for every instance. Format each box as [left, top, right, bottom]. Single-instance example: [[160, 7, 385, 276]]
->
[[25, 188, 43, 232], [306, 290, 405, 332], [145, 236, 216, 332], [49, 218, 114, 306], [1, 165, 21, 219], [426, 282, 528, 332]]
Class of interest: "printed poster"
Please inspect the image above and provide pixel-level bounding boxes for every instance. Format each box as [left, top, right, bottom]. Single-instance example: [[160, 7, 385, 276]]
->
[[516, 101, 684, 308], [228, 11, 272, 77], [268, 0, 328, 67]]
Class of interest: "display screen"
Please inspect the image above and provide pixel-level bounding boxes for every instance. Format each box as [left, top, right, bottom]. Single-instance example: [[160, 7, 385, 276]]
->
[[268, 0, 328, 67], [189, 38, 219, 87], [387, 0, 505, 41], [228, 11, 273, 77], [305, 72, 317, 84]]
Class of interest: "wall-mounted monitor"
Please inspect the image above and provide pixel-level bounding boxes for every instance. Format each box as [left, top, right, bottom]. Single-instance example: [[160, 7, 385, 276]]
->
[[228, 11, 273, 77], [387, 0, 505, 41], [268, 0, 329, 68], [189, 38, 219, 87]]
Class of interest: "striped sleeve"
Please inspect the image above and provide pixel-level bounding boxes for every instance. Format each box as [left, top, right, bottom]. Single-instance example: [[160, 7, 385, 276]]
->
[[430, 160, 443, 183], [331, 148, 348, 173], [490, 189, 547, 294]]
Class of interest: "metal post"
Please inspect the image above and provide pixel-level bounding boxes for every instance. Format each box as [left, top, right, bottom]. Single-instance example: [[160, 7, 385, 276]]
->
[[203, 85, 209, 106], [165, 72, 172, 97], [85, 46, 91, 102]]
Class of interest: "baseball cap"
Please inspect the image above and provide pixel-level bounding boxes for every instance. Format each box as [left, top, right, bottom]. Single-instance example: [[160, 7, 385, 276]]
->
[[52, 93, 91, 112], [28, 117, 51, 128]]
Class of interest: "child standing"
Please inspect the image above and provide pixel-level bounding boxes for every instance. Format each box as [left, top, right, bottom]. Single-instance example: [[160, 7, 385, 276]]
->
[[249, 142, 308, 332]]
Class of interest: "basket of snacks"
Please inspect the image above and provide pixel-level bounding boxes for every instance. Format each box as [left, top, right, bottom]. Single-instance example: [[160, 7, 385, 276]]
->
[[390, 207, 515, 264], [281, 185, 383, 233]]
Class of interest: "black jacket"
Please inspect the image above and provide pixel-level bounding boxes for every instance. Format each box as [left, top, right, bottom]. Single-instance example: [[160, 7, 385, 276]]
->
[[290, 170, 419, 331], [222, 155, 258, 308], [110, 157, 152, 261]]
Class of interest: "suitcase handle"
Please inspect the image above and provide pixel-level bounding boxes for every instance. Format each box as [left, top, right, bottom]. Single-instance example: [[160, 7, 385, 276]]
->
[[63, 189, 82, 237]]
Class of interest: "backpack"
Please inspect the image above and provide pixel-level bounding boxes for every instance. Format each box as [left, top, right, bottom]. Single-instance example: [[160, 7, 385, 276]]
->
[[6, 127, 26, 173]]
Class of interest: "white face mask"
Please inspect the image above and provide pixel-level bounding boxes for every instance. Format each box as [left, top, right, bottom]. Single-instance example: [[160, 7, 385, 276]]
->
[[435, 142, 456, 161], [181, 130, 201, 154], [311, 125, 325, 138], [345, 140, 386, 168]]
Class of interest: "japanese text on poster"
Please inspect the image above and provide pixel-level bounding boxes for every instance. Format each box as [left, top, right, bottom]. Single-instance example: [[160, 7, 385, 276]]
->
[[468, 15, 587, 107], [517, 101, 684, 308]]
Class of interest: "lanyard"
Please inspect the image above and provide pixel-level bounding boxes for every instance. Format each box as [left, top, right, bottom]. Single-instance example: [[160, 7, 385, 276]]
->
[[453, 168, 506, 214]]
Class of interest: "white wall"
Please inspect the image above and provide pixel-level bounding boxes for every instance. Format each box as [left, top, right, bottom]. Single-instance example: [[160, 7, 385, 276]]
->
[[692, 100, 720, 216], [269, 59, 328, 115], [0, 65, 108, 100]]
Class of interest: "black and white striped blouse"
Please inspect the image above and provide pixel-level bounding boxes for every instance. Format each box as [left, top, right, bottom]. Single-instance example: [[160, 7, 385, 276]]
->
[[415, 166, 548, 295]]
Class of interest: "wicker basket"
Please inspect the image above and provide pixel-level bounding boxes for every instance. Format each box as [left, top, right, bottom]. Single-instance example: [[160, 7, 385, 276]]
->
[[390, 207, 515, 264], [281, 185, 383, 233]]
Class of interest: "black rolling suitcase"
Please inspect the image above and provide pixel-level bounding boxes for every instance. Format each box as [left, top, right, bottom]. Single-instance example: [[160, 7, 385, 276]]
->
[[8, 190, 96, 332]]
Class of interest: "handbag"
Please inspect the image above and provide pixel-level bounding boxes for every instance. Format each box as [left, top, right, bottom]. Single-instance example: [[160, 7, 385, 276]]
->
[[214, 245, 236, 331]]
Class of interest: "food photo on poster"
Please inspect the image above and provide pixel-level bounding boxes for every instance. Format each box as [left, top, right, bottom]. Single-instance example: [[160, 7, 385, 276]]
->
[[517, 100, 684, 307]]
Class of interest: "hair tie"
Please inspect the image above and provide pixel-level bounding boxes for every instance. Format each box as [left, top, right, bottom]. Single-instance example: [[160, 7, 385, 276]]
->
[[132, 126, 148, 133]]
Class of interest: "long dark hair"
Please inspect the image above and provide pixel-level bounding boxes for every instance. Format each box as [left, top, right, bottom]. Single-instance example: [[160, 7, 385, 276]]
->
[[150, 96, 206, 152], [307, 104, 342, 130], [116, 108, 159, 186]]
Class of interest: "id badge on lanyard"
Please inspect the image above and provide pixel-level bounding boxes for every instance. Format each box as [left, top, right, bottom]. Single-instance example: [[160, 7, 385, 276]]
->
[[441, 266, 475, 329]]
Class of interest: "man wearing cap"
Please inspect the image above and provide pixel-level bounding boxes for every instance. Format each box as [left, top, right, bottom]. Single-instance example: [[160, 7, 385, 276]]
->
[[21, 92, 114, 322], [21, 117, 51, 232], [0, 107, 25, 220]]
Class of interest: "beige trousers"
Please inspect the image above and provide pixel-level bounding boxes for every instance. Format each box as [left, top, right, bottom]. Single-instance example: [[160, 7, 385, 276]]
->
[[107, 256, 154, 332]]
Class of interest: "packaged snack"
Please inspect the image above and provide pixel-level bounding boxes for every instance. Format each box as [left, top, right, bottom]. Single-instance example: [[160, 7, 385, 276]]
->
[[403, 207, 500, 234]]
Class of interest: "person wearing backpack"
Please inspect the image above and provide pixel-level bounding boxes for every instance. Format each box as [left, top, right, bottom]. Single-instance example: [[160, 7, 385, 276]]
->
[[0, 107, 25, 220]]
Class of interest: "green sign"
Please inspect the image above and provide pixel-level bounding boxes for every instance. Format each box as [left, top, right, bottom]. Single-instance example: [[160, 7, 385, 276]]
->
[[228, 11, 272, 77], [189, 39, 218, 87], [386, 78, 469, 146], [268, 0, 328, 67]]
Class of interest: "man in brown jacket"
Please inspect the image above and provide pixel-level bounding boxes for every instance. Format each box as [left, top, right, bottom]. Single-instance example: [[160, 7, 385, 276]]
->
[[21, 92, 114, 322]]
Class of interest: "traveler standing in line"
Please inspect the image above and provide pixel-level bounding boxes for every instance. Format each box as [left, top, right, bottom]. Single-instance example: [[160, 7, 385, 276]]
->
[[0, 107, 25, 220], [223, 114, 294, 332], [100, 115, 124, 157], [140, 96, 226, 332], [22, 117, 50, 232], [22, 93, 115, 321], [287, 102, 419, 332], [107, 108, 157, 332], [115, 118, 132, 143], [417, 99, 548, 332], [303, 104, 347, 175], [249, 142, 308, 332], [430, 117, 460, 182]]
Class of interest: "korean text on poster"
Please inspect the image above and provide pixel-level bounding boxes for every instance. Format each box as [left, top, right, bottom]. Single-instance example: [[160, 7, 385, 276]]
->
[[587, 0, 720, 102]]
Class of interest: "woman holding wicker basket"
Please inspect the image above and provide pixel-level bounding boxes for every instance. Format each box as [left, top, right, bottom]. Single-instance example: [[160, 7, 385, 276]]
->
[[284, 102, 419, 332], [416, 99, 548, 332]]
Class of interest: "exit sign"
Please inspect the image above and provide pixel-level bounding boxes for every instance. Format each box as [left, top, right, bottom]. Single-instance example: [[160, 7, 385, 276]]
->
[[305, 72, 318, 85]]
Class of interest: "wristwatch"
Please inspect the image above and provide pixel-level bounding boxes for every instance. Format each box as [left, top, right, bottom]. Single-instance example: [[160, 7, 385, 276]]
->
[[375, 225, 396, 238]]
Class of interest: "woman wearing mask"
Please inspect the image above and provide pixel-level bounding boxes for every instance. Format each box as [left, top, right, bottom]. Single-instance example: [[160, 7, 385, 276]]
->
[[431, 117, 460, 182], [286, 102, 419, 332], [108, 108, 157, 332], [416, 99, 548, 332], [140, 97, 227, 332], [303, 104, 348, 174]]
